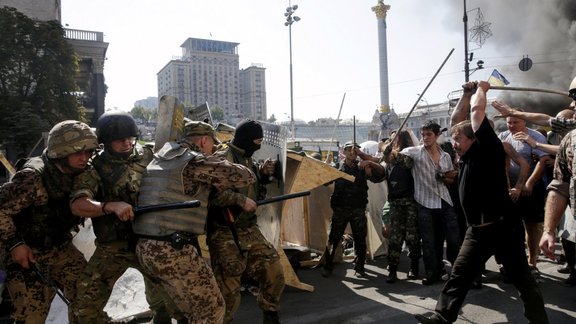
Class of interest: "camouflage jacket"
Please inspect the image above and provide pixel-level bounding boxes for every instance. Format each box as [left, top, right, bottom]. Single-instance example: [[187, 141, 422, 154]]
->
[[0, 154, 80, 252], [70, 144, 153, 243], [208, 143, 269, 230]]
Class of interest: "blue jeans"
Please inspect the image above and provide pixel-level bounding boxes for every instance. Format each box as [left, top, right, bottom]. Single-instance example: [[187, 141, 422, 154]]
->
[[417, 200, 462, 277]]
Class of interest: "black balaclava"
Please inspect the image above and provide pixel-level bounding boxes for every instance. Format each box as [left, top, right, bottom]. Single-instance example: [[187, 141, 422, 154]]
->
[[232, 119, 263, 157]]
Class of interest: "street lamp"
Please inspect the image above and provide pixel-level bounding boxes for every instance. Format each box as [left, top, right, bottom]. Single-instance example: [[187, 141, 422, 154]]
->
[[285, 2, 300, 140]]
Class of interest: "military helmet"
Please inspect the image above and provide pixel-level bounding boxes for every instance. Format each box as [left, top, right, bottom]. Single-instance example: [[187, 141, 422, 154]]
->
[[95, 111, 139, 144], [46, 120, 99, 159]]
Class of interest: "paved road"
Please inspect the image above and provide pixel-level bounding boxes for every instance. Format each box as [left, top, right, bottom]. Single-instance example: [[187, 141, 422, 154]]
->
[[234, 252, 576, 324]]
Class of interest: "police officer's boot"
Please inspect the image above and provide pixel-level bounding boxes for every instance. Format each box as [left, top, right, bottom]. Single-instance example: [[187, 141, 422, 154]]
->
[[408, 259, 419, 279], [386, 265, 398, 283], [321, 245, 335, 278], [263, 311, 280, 324], [152, 306, 172, 324], [353, 254, 366, 276]]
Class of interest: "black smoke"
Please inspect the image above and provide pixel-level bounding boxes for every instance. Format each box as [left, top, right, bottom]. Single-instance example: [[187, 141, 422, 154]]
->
[[445, 0, 576, 115]]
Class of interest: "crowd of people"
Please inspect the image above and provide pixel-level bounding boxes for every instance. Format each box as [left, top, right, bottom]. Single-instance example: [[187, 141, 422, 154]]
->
[[1, 77, 575, 323]]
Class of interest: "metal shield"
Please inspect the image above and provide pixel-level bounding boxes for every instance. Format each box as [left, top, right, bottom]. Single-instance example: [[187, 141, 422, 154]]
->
[[154, 95, 185, 152]]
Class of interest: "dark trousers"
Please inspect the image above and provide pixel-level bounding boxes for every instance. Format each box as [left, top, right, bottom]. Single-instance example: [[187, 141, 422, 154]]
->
[[417, 201, 461, 276], [328, 206, 368, 262], [435, 219, 549, 324]]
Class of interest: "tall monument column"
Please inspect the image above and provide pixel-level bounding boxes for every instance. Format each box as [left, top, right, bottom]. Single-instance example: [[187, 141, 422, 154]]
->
[[372, 1, 399, 140]]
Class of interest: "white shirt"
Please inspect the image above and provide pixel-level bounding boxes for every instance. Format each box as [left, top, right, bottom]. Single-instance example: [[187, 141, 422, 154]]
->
[[400, 145, 454, 209]]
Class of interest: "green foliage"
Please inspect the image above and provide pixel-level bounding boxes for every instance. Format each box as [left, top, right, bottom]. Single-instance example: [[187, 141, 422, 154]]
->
[[210, 105, 224, 121], [0, 6, 82, 154], [131, 105, 157, 124], [267, 113, 277, 123]]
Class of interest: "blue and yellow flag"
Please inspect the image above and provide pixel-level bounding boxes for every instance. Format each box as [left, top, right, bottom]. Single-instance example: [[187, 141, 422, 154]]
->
[[487, 69, 510, 86]]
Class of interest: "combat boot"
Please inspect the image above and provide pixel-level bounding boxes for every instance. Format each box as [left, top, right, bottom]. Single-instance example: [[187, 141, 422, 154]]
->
[[321, 245, 336, 277], [408, 259, 419, 279], [386, 265, 398, 283], [263, 310, 280, 324], [353, 254, 366, 276]]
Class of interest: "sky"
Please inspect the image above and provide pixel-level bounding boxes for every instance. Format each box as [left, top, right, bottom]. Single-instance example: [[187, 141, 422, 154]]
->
[[60, 0, 576, 123]]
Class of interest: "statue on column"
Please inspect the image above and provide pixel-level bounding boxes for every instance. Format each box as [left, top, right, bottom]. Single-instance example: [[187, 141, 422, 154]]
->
[[378, 105, 399, 140]]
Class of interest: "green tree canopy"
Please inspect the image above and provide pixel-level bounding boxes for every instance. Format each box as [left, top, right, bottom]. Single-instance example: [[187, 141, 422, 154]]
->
[[210, 105, 224, 122], [131, 105, 157, 124], [0, 6, 82, 154]]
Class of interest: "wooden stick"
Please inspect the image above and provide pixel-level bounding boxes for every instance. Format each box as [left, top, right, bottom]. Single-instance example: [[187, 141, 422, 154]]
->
[[491, 85, 569, 97], [390, 48, 455, 144]]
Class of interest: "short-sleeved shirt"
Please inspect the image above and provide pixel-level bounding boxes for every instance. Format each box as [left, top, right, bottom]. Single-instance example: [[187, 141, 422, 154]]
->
[[498, 128, 549, 185], [459, 117, 513, 225], [399, 145, 454, 209]]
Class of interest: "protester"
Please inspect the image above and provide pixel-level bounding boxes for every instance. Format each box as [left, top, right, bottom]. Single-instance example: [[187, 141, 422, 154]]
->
[[415, 81, 549, 324], [206, 119, 285, 324], [134, 120, 256, 323], [322, 141, 385, 278], [70, 112, 181, 323], [497, 106, 550, 275], [396, 121, 461, 285], [379, 130, 420, 283], [0, 121, 97, 323]]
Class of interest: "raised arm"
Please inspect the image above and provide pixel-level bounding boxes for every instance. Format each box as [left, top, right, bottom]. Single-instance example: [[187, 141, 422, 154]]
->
[[450, 82, 477, 127], [470, 81, 490, 132], [491, 100, 552, 126]]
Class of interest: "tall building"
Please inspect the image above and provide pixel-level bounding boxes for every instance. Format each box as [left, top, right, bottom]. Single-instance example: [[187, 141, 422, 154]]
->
[[157, 37, 267, 123], [239, 64, 267, 121]]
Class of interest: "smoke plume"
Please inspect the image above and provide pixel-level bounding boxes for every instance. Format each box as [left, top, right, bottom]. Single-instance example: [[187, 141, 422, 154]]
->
[[445, 0, 576, 115]]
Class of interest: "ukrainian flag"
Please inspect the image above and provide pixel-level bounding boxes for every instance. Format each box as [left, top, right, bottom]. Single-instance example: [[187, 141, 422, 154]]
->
[[488, 69, 510, 86]]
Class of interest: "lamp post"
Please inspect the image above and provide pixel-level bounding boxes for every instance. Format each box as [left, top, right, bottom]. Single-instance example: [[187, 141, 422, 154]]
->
[[285, 2, 300, 140]]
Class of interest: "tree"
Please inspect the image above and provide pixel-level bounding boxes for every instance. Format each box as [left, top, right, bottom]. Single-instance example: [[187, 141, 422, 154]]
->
[[0, 7, 82, 154], [267, 114, 277, 123], [210, 105, 224, 122], [131, 105, 157, 125]]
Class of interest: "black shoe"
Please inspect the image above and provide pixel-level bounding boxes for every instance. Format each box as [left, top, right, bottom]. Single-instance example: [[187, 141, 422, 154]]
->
[[499, 265, 510, 284], [471, 275, 482, 289], [422, 273, 440, 285], [414, 313, 450, 324], [408, 261, 419, 279], [263, 311, 280, 324], [354, 263, 366, 276], [321, 266, 333, 278], [558, 263, 574, 274], [386, 267, 397, 284], [565, 271, 576, 286]]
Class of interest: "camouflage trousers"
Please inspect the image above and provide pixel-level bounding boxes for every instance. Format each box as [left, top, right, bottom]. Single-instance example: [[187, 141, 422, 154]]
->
[[136, 238, 224, 324], [328, 206, 368, 260], [387, 197, 421, 267], [208, 225, 285, 324], [5, 241, 86, 323], [74, 241, 180, 324]]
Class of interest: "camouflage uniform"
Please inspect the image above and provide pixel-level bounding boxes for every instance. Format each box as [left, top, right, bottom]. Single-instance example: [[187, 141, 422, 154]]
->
[[0, 155, 86, 323], [70, 145, 179, 323], [135, 139, 256, 324], [208, 143, 285, 324], [324, 158, 384, 274], [384, 155, 421, 276]]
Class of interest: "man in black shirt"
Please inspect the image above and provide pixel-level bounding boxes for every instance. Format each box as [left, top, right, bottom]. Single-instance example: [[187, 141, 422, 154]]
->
[[415, 81, 549, 324]]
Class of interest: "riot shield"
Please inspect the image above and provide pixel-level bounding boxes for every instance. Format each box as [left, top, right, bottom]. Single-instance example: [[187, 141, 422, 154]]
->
[[252, 122, 288, 248], [187, 102, 213, 125], [154, 95, 185, 152]]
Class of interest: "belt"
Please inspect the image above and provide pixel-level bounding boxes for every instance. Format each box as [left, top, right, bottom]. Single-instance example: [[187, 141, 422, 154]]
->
[[138, 232, 199, 252]]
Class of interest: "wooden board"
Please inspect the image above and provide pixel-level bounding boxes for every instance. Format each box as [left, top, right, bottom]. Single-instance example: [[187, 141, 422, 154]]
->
[[285, 152, 354, 194]]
